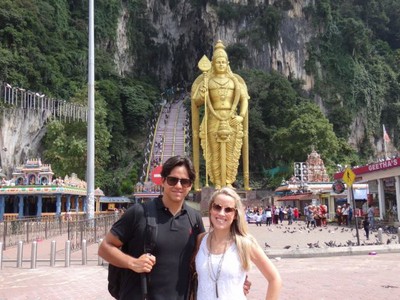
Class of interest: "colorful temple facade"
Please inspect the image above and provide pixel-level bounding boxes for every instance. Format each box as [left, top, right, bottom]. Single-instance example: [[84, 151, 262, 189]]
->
[[0, 159, 104, 221]]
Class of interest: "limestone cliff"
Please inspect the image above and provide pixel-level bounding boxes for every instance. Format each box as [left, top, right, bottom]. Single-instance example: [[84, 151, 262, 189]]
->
[[116, 0, 315, 89], [0, 108, 51, 176]]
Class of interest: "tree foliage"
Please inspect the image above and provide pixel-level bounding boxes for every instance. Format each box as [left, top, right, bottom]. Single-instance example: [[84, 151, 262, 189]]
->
[[306, 0, 400, 153], [42, 87, 111, 186], [238, 69, 341, 188], [1, 0, 399, 193]]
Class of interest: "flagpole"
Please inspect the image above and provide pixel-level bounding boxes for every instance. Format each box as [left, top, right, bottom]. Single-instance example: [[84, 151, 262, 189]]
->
[[87, 0, 95, 219]]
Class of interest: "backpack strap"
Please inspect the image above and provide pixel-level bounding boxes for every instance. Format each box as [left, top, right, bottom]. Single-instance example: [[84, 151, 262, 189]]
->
[[142, 200, 158, 253], [186, 206, 200, 236], [141, 200, 158, 300]]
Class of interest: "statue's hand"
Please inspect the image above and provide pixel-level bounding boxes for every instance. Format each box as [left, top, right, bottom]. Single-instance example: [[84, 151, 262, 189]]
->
[[200, 85, 208, 97], [230, 115, 243, 126]]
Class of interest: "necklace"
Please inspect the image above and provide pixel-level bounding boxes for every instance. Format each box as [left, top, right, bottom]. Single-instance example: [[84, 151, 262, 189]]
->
[[218, 87, 228, 102], [211, 77, 230, 86], [211, 78, 230, 102], [207, 233, 230, 298]]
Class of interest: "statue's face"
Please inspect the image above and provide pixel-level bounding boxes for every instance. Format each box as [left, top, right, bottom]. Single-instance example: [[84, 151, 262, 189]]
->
[[213, 56, 228, 74]]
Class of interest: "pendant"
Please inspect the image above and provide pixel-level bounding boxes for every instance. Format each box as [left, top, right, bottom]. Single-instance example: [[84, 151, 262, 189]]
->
[[216, 282, 219, 298]]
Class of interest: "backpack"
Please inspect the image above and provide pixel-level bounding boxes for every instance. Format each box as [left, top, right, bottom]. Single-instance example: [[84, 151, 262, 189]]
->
[[107, 200, 200, 299]]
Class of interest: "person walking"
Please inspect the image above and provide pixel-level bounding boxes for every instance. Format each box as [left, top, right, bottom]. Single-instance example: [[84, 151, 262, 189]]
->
[[306, 205, 316, 229], [293, 207, 299, 221], [362, 215, 370, 240], [98, 156, 205, 299], [348, 204, 353, 225], [287, 206, 293, 225], [320, 204, 327, 227], [278, 206, 285, 224], [303, 204, 309, 223], [195, 187, 282, 300], [265, 206, 272, 226], [336, 205, 343, 225], [367, 204, 375, 229], [255, 211, 263, 226], [273, 206, 280, 225], [342, 204, 349, 226]]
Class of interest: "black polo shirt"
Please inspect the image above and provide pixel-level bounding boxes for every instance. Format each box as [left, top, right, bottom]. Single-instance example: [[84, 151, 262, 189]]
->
[[110, 197, 205, 300]]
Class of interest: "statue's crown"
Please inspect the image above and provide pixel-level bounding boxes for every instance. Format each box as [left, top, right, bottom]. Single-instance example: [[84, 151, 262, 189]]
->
[[212, 40, 228, 60]]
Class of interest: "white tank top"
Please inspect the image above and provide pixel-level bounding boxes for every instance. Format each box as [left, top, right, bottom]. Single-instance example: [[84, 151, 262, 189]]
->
[[195, 233, 247, 300]]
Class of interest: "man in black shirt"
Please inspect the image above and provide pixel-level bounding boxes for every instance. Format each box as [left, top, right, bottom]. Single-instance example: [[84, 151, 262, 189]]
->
[[98, 156, 205, 299]]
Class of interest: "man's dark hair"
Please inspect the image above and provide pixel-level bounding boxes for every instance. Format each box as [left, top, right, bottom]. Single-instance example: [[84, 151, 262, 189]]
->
[[161, 155, 196, 183]]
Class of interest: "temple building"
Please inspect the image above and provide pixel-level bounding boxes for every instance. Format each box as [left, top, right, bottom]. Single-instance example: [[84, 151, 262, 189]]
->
[[0, 158, 104, 221], [305, 149, 330, 182], [275, 150, 368, 220], [11, 158, 54, 185]]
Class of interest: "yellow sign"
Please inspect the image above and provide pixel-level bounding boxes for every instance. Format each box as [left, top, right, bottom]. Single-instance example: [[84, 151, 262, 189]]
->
[[342, 167, 356, 187]]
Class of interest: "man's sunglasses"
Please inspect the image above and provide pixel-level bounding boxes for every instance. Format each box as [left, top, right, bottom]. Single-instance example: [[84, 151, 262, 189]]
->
[[211, 203, 236, 214], [165, 176, 192, 188]]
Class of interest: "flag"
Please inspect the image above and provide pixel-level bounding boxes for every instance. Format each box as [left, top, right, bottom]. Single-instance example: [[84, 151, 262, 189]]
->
[[383, 125, 391, 143]]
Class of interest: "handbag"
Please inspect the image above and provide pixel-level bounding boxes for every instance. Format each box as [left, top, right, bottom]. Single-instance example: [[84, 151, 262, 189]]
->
[[187, 232, 206, 300], [187, 263, 198, 300]]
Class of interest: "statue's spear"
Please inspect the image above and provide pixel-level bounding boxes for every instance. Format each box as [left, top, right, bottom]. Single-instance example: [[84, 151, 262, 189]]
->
[[198, 55, 211, 187]]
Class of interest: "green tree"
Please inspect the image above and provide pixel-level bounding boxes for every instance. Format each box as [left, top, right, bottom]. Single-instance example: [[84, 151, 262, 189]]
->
[[272, 102, 339, 165], [120, 83, 159, 133], [43, 87, 111, 187]]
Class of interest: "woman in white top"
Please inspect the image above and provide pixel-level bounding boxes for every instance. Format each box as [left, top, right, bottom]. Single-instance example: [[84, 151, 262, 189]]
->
[[195, 187, 282, 300]]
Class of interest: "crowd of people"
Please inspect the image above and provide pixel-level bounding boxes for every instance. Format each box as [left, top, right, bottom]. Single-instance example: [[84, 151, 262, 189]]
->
[[246, 201, 381, 245], [246, 205, 300, 226], [246, 203, 332, 229], [335, 203, 354, 226]]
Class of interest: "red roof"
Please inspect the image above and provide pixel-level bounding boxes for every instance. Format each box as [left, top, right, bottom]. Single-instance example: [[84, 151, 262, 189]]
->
[[276, 193, 314, 201]]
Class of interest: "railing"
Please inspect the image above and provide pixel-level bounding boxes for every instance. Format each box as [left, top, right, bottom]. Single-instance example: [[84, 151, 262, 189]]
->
[[0, 214, 118, 250], [0, 81, 87, 122]]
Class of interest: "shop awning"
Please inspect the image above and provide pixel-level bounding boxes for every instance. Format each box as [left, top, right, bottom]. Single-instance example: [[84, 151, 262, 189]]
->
[[100, 196, 132, 203], [134, 192, 161, 199], [276, 193, 315, 201], [354, 188, 367, 200]]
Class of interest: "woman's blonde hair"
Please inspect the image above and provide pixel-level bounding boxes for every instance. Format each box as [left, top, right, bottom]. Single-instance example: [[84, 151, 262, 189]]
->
[[208, 187, 258, 271]]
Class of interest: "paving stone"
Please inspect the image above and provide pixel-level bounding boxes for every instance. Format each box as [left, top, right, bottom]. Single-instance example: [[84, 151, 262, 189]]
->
[[0, 218, 399, 299]]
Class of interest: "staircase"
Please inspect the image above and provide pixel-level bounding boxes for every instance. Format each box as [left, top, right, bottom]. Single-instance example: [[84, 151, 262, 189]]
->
[[143, 90, 189, 183]]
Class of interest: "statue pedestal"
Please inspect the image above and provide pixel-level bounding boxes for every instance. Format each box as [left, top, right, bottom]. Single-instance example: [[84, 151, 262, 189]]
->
[[194, 187, 257, 215]]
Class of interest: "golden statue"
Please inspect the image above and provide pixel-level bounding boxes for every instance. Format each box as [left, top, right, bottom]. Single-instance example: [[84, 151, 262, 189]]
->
[[191, 40, 250, 190]]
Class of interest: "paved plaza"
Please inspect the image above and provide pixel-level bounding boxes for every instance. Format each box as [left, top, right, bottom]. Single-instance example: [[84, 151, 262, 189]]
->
[[1, 218, 399, 299]]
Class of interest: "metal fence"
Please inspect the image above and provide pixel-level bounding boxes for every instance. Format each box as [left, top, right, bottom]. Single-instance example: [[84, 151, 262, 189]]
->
[[0, 81, 87, 122], [0, 214, 118, 250]]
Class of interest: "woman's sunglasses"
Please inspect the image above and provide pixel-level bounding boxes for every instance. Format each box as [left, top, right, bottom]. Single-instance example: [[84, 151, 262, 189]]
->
[[212, 203, 236, 214], [165, 176, 192, 188]]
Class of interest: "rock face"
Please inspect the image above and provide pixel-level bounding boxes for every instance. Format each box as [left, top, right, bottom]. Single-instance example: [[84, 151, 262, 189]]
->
[[0, 0, 383, 172], [114, 2, 134, 76], [115, 0, 316, 89], [0, 108, 52, 177]]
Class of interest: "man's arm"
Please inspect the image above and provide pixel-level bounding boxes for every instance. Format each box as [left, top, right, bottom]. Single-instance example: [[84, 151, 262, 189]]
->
[[98, 232, 156, 274]]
